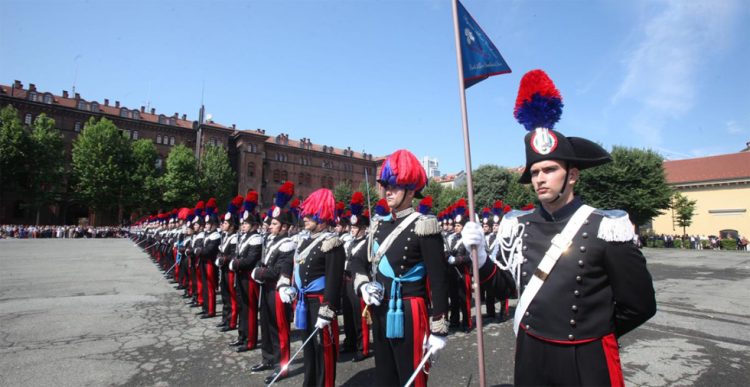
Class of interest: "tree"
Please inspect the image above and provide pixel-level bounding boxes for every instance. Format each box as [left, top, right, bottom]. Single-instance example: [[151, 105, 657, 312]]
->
[[198, 144, 236, 207], [128, 139, 161, 215], [357, 180, 380, 210], [577, 146, 672, 229], [161, 144, 199, 208], [420, 180, 444, 209], [672, 192, 697, 235], [437, 184, 466, 212], [333, 180, 353, 204], [0, 105, 29, 192], [71, 117, 132, 224], [471, 165, 536, 210], [25, 113, 65, 224]]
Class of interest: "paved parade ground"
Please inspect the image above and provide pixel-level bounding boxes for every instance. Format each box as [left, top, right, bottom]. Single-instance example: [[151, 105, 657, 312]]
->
[[0, 239, 748, 386]]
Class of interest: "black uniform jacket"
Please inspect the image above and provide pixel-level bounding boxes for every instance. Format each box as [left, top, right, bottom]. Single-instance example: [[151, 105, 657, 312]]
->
[[513, 197, 656, 342], [236, 231, 263, 273], [201, 230, 222, 263], [295, 232, 346, 310], [256, 233, 295, 284], [370, 211, 449, 318]]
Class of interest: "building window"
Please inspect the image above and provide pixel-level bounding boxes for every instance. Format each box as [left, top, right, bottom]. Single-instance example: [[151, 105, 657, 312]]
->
[[246, 143, 258, 153], [158, 115, 167, 124], [74, 121, 81, 132], [77, 101, 88, 110], [281, 170, 288, 182], [156, 135, 162, 144], [155, 157, 163, 170], [91, 102, 99, 112], [169, 117, 176, 126], [298, 172, 305, 185], [132, 110, 140, 119], [247, 162, 255, 178], [273, 169, 281, 183], [123, 130, 131, 139], [120, 108, 129, 118], [133, 130, 139, 139], [28, 92, 37, 102], [43, 94, 53, 104], [24, 113, 32, 125], [170, 136, 175, 145]]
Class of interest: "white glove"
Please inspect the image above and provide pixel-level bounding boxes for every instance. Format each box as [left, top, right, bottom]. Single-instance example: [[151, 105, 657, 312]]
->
[[214, 258, 221, 267], [314, 317, 331, 329], [278, 286, 296, 303], [447, 255, 456, 265], [228, 259, 238, 271], [427, 334, 446, 352], [251, 268, 264, 283], [361, 282, 382, 306], [461, 221, 487, 266]]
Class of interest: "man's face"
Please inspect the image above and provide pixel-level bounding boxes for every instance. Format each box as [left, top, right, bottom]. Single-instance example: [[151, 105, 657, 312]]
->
[[269, 219, 283, 235], [334, 224, 344, 234], [241, 222, 251, 233], [482, 224, 491, 234], [530, 160, 578, 204], [192, 223, 202, 232], [454, 223, 463, 234], [303, 217, 317, 232], [383, 185, 413, 211], [221, 221, 230, 232], [492, 223, 499, 233]]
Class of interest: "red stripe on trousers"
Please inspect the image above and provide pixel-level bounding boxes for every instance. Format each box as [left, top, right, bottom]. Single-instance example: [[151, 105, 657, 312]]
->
[[602, 333, 624, 387], [409, 298, 429, 387], [359, 299, 369, 355], [308, 294, 339, 386], [463, 266, 472, 330], [246, 279, 259, 348], [228, 271, 238, 328], [196, 265, 204, 305], [205, 263, 216, 315], [275, 291, 290, 375]]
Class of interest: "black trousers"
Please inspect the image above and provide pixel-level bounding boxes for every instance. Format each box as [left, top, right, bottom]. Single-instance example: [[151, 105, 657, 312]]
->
[[342, 274, 369, 355], [301, 295, 339, 387], [260, 284, 291, 369], [236, 273, 259, 349], [372, 296, 430, 387], [514, 331, 624, 386]]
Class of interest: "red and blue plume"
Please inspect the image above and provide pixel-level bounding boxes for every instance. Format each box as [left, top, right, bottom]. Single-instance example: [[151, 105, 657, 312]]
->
[[205, 198, 217, 216], [481, 207, 491, 219], [228, 195, 243, 215], [178, 207, 191, 220], [418, 196, 433, 215], [454, 198, 467, 216], [300, 189, 336, 223], [375, 198, 390, 216], [349, 192, 365, 216], [362, 209, 370, 219], [378, 149, 427, 193], [275, 182, 295, 208], [194, 200, 205, 217], [514, 69, 563, 131], [521, 203, 535, 211], [504, 204, 512, 214], [335, 201, 346, 218], [492, 200, 504, 216], [289, 198, 301, 219], [243, 190, 258, 214]]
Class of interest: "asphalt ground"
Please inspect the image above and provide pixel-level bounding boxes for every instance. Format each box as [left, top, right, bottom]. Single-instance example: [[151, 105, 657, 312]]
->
[[0, 239, 748, 386]]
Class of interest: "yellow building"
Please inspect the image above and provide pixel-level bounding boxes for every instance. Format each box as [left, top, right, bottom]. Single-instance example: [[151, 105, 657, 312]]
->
[[651, 150, 750, 239]]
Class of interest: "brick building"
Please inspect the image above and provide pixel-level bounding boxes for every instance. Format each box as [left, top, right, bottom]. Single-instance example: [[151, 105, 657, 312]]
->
[[0, 80, 379, 225]]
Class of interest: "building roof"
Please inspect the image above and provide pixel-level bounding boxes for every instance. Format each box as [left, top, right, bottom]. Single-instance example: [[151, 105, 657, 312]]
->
[[663, 151, 750, 184]]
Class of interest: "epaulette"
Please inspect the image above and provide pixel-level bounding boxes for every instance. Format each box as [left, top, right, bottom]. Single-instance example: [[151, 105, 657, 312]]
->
[[207, 231, 221, 241], [227, 234, 238, 244], [321, 234, 344, 252], [415, 214, 441, 236], [498, 209, 534, 238], [593, 209, 635, 242], [279, 238, 296, 253], [248, 233, 263, 246]]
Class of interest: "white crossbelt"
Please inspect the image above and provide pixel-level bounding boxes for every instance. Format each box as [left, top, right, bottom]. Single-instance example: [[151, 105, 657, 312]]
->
[[513, 205, 595, 335]]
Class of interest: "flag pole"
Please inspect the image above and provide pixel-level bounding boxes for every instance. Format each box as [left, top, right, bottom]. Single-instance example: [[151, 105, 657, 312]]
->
[[451, 1, 486, 386]]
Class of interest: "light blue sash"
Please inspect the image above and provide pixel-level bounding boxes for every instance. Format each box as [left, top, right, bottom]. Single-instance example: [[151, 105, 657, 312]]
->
[[294, 266, 325, 330], [377, 253, 425, 339]]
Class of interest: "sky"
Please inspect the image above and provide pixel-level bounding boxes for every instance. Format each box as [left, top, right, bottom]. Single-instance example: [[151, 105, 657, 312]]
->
[[1, 0, 749, 174]]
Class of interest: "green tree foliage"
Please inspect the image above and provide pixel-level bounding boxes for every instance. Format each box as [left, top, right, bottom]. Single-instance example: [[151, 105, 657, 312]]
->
[[437, 185, 466, 212], [26, 114, 65, 224], [198, 145, 235, 207], [471, 165, 536, 210], [161, 144, 199, 207], [71, 117, 132, 221], [0, 104, 29, 190], [333, 180, 353, 205], [357, 180, 380, 211], [577, 146, 672, 228], [128, 139, 161, 214], [419, 181, 444, 210], [672, 192, 697, 235]]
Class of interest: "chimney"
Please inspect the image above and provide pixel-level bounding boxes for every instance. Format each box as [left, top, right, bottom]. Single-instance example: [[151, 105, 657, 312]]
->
[[181, 114, 186, 120], [62, 90, 69, 98], [115, 101, 120, 108], [104, 99, 109, 106], [29, 83, 36, 92], [141, 106, 145, 113], [150, 108, 155, 114], [232, 124, 236, 129], [75, 93, 81, 100], [14, 80, 22, 89]]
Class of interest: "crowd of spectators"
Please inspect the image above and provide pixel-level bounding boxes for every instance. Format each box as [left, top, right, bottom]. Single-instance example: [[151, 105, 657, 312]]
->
[[641, 233, 748, 251], [0, 225, 127, 239]]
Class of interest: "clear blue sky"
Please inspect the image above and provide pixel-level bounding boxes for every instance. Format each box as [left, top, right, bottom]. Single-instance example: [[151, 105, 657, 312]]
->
[[2, 0, 748, 174]]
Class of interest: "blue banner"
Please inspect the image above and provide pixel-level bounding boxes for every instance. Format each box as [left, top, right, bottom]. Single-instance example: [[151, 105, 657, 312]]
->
[[457, 1, 511, 88]]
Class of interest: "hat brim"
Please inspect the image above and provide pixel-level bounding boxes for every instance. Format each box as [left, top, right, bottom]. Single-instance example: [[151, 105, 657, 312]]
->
[[519, 137, 612, 183]]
